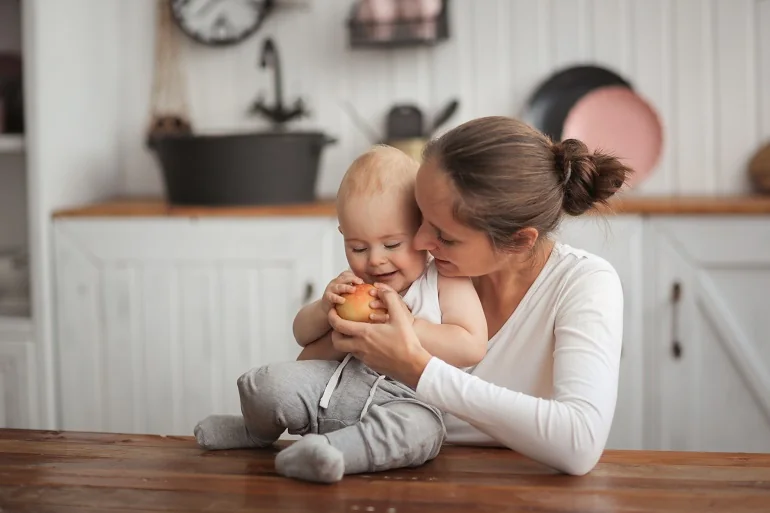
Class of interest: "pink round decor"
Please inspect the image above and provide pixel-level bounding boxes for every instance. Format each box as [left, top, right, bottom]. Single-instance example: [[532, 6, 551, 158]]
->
[[561, 85, 663, 189]]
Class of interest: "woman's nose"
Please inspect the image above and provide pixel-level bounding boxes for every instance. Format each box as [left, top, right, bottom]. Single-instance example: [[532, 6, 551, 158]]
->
[[413, 222, 433, 251]]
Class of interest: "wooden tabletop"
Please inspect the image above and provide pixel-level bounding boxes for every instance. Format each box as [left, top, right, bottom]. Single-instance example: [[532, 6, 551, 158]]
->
[[1, 430, 769, 512], [51, 195, 770, 219]]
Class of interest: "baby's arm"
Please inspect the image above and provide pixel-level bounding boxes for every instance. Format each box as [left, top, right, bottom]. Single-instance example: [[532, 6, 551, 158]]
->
[[296, 331, 347, 362], [293, 270, 364, 346], [292, 299, 332, 347], [412, 275, 488, 368]]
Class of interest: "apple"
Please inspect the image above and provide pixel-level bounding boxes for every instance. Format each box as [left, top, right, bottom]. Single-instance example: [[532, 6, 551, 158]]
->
[[335, 283, 386, 323]]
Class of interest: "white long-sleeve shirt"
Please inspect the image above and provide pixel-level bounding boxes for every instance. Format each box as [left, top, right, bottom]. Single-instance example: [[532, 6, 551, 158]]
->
[[415, 242, 624, 476]]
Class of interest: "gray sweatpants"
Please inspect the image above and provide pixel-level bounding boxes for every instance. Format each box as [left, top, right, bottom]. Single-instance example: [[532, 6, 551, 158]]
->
[[237, 357, 446, 475]]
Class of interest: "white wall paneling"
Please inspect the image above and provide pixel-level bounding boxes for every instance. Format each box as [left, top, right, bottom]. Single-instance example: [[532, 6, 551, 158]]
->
[[22, 0, 127, 428], [714, 0, 758, 194], [759, 0, 770, 143], [113, 0, 770, 199]]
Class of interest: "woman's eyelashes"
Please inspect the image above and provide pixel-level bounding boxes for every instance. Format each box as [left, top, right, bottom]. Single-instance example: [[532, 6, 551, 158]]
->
[[436, 231, 455, 245]]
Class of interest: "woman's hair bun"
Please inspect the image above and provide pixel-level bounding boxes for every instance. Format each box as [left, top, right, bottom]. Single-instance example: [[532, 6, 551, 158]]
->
[[552, 138, 632, 216]]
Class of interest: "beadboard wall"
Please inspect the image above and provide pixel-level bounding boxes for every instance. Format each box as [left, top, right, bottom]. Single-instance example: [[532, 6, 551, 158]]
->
[[114, 1, 770, 199]]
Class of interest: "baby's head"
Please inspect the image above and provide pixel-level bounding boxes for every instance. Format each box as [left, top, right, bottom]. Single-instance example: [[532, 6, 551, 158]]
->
[[336, 145, 428, 293]]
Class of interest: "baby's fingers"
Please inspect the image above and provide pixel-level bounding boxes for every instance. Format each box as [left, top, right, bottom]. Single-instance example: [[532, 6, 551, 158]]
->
[[332, 283, 356, 295], [340, 272, 364, 285], [326, 292, 346, 305], [369, 300, 385, 310]]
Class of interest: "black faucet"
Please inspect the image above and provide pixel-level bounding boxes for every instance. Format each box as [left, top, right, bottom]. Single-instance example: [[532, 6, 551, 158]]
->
[[250, 37, 308, 128]]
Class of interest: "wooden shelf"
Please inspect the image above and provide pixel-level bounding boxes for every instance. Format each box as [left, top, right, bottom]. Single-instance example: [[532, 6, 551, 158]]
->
[[0, 135, 25, 154], [52, 195, 770, 219]]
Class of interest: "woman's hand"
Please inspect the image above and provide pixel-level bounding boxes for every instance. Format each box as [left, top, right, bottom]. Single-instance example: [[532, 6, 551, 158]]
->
[[367, 283, 415, 325], [328, 284, 432, 388]]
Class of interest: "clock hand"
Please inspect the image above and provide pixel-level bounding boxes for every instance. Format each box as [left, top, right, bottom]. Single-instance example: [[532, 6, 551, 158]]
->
[[196, 0, 222, 17]]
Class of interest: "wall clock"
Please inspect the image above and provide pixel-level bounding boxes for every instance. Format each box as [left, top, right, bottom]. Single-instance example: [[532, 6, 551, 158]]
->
[[170, 0, 274, 47]]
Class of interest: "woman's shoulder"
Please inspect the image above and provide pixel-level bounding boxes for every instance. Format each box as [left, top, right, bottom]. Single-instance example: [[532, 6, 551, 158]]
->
[[548, 242, 623, 296], [551, 241, 619, 275]]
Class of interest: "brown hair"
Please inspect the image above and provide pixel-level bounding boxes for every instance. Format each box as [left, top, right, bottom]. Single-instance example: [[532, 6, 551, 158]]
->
[[422, 116, 632, 251]]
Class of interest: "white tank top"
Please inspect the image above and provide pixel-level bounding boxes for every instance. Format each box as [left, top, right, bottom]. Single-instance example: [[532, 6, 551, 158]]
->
[[401, 259, 442, 325]]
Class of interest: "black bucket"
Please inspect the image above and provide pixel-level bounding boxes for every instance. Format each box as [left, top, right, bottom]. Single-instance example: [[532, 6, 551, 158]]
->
[[148, 130, 337, 206]]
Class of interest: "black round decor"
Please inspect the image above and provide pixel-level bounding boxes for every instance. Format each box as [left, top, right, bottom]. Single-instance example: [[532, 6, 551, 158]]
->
[[521, 65, 633, 142]]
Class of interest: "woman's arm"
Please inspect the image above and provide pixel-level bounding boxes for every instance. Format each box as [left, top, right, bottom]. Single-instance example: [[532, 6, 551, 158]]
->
[[412, 275, 488, 368], [414, 269, 623, 476], [329, 268, 623, 476]]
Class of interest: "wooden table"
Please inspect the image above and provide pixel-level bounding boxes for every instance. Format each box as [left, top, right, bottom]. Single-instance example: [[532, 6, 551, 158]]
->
[[0, 430, 768, 512]]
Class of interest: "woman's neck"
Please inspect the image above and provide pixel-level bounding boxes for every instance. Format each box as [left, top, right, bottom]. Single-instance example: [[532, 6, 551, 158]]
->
[[473, 239, 555, 337]]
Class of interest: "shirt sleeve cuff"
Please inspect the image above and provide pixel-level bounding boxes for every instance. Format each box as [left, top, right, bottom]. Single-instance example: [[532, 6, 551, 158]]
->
[[414, 356, 446, 401]]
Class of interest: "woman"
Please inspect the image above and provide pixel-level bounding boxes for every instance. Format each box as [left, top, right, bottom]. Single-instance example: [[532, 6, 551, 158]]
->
[[328, 116, 630, 476]]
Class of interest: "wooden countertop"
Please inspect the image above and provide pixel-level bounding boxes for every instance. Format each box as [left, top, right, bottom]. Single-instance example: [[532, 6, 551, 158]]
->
[[52, 195, 770, 219], [1, 430, 769, 512]]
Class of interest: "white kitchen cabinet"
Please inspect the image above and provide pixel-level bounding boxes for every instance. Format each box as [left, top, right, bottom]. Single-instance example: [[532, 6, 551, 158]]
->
[[555, 216, 645, 450], [645, 217, 770, 453], [52, 217, 342, 436], [0, 317, 37, 428]]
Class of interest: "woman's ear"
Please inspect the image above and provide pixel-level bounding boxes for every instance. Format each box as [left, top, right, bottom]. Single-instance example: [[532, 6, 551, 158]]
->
[[511, 227, 540, 253]]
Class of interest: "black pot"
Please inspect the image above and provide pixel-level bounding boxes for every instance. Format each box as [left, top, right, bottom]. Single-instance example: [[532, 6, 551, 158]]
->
[[148, 131, 337, 206]]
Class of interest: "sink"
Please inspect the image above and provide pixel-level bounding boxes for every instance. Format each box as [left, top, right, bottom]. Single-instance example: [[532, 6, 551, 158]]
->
[[148, 37, 336, 206]]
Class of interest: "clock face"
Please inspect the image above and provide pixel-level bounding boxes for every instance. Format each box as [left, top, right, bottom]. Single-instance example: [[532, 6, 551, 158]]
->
[[170, 0, 273, 46]]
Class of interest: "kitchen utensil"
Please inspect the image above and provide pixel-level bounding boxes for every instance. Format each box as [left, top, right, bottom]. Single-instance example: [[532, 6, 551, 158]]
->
[[561, 85, 663, 189], [388, 138, 426, 162], [340, 100, 380, 144], [748, 142, 770, 194], [429, 98, 459, 136], [149, 130, 337, 206], [521, 65, 632, 142], [147, 0, 192, 141], [386, 104, 424, 140]]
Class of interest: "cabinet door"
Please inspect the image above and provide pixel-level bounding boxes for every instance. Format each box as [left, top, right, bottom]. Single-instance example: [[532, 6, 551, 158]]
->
[[555, 215, 645, 450], [0, 318, 37, 429], [647, 217, 770, 453], [53, 218, 340, 436]]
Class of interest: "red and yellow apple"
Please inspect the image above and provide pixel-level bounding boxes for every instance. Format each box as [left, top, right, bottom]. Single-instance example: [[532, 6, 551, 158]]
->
[[335, 283, 386, 323]]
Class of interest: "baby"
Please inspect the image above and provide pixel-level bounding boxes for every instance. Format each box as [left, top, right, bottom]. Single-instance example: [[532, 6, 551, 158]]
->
[[194, 145, 487, 483]]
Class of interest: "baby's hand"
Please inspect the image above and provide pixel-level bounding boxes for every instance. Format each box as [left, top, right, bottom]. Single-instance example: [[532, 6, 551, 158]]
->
[[322, 271, 364, 313]]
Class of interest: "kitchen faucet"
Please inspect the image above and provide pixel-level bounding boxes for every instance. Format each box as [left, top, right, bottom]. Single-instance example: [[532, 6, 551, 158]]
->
[[250, 37, 308, 127]]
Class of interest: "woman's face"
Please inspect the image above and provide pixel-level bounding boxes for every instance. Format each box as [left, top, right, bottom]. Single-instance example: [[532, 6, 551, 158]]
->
[[414, 158, 503, 278]]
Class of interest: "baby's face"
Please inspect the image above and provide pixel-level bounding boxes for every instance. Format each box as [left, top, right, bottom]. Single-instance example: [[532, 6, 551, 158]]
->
[[338, 194, 428, 294]]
